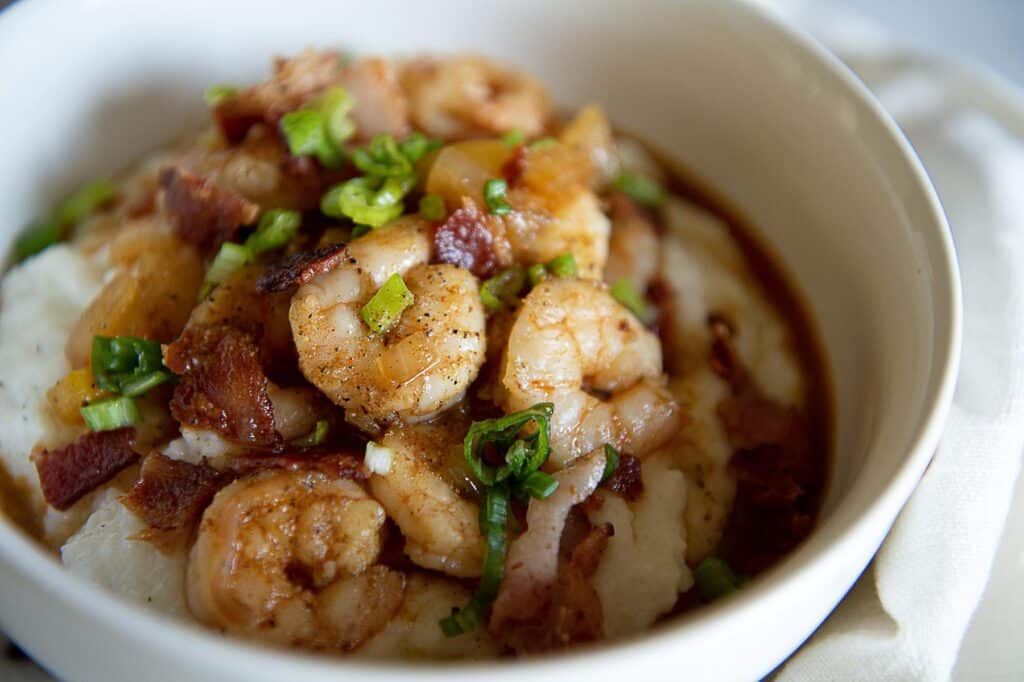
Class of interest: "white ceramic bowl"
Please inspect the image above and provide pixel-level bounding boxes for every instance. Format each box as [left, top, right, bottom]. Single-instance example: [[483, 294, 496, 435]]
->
[[0, 0, 961, 680]]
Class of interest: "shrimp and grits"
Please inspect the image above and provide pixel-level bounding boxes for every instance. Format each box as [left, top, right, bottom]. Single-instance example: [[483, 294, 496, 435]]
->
[[0, 50, 830, 658]]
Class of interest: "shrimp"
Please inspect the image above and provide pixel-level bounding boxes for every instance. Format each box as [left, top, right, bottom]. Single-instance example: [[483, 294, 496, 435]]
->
[[400, 55, 551, 140], [497, 278, 679, 467], [187, 469, 404, 650], [603, 193, 660, 291], [289, 217, 487, 432], [368, 422, 485, 578], [504, 191, 610, 280]]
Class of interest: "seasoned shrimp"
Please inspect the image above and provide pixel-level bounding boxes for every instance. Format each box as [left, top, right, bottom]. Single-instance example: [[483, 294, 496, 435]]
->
[[188, 469, 404, 650], [290, 218, 487, 431], [603, 193, 660, 291], [498, 278, 679, 467], [368, 422, 485, 578], [504, 191, 610, 280], [401, 55, 550, 139]]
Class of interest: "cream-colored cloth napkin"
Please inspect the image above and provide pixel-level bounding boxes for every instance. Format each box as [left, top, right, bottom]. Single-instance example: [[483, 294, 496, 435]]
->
[[751, 2, 1024, 679]]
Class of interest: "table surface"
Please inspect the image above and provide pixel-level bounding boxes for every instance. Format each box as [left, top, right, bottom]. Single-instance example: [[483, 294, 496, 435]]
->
[[0, 0, 1021, 680]]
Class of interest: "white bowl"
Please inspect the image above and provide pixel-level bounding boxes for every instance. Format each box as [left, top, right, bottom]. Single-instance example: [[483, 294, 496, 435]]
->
[[0, 0, 961, 680]]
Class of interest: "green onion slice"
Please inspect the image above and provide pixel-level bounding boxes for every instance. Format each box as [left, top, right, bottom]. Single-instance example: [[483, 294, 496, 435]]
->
[[398, 132, 442, 164], [245, 209, 301, 255], [204, 84, 238, 107], [463, 403, 554, 487], [80, 396, 141, 432], [546, 253, 578, 278], [611, 277, 656, 325], [319, 87, 356, 147], [601, 443, 621, 483], [483, 178, 512, 215], [54, 179, 117, 228], [611, 171, 665, 208], [526, 263, 547, 287], [528, 137, 557, 151], [479, 266, 526, 312], [280, 110, 344, 169], [292, 419, 329, 447], [14, 222, 62, 262], [502, 130, 525, 147], [418, 194, 446, 222], [350, 225, 372, 240], [321, 176, 410, 228], [201, 242, 252, 298], [91, 336, 168, 395], [521, 470, 559, 500], [352, 134, 413, 177], [694, 556, 746, 601], [360, 273, 415, 334]]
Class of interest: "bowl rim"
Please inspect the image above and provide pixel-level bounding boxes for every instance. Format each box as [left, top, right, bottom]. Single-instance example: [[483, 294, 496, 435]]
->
[[0, 0, 962, 678]]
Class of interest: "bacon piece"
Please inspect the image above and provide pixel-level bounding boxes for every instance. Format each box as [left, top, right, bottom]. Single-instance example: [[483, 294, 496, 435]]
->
[[502, 144, 529, 187], [433, 199, 511, 278], [33, 429, 138, 511], [707, 313, 742, 385], [165, 324, 280, 448], [159, 168, 258, 251], [603, 453, 643, 501], [122, 453, 228, 531], [255, 244, 346, 293]]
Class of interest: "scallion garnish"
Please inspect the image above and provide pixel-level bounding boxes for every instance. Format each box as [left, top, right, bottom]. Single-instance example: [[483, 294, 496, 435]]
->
[[479, 266, 526, 312], [545, 253, 577, 278], [321, 176, 411, 228], [527, 263, 547, 287], [502, 130, 525, 147], [352, 134, 413, 177], [360, 273, 415, 334], [245, 209, 301, 255], [528, 137, 557, 151], [201, 242, 252, 298], [204, 84, 238, 107], [483, 178, 512, 215], [15, 180, 118, 262], [602, 443, 621, 483], [418, 194, 446, 222], [350, 225, 372, 240], [292, 419, 329, 447], [91, 336, 168, 395], [280, 110, 344, 169], [611, 277, 656, 325], [441, 402, 558, 636], [320, 87, 356, 147], [80, 396, 140, 432], [694, 556, 746, 601], [611, 171, 665, 208], [398, 132, 442, 164]]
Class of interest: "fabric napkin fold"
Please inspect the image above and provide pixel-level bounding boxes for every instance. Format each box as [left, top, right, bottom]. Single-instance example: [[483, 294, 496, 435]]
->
[[755, 2, 1024, 679]]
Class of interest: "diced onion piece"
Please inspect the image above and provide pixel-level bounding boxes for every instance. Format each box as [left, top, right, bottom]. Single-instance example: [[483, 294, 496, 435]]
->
[[360, 273, 415, 334], [425, 140, 511, 211], [364, 441, 394, 475]]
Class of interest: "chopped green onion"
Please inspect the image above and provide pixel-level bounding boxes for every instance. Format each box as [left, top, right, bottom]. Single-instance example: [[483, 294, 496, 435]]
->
[[521, 470, 559, 499], [204, 84, 238, 107], [91, 336, 167, 395], [527, 263, 547, 287], [601, 443, 621, 483], [694, 556, 745, 601], [245, 209, 301, 255], [53, 179, 117, 228], [528, 137, 557, 151], [321, 176, 409, 227], [611, 277, 656, 325], [502, 130, 525, 147], [398, 132, 442, 164], [292, 419, 329, 447], [279, 110, 344, 169], [546, 253, 577, 278], [120, 370, 174, 398], [611, 171, 665, 208], [483, 178, 512, 215], [201, 242, 252, 298], [319, 87, 356, 147], [14, 222, 62, 262], [352, 134, 413, 177], [350, 225, 372, 240], [80, 396, 140, 432], [360, 273, 415, 334], [463, 403, 554, 487], [479, 266, 526, 312], [418, 194, 446, 221]]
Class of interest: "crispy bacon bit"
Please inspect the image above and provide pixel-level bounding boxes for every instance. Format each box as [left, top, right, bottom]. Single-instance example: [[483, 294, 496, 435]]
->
[[603, 453, 643, 501], [159, 167, 259, 251], [122, 453, 228, 531], [165, 325, 280, 448], [433, 199, 510, 278], [708, 313, 740, 384], [33, 429, 138, 511], [502, 144, 529, 187], [255, 244, 347, 293]]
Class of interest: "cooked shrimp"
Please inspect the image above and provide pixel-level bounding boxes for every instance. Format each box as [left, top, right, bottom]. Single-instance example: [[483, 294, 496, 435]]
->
[[603, 193, 660, 290], [401, 55, 550, 139], [368, 423, 485, 578], [290, 217, 487, 431], [188, 469, 404, 650], [497, 278, 679, 467], [504, 191, 610, 280]]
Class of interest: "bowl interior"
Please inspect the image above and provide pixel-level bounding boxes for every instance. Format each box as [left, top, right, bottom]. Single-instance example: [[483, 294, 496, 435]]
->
[[0, 0, 959, 680]]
